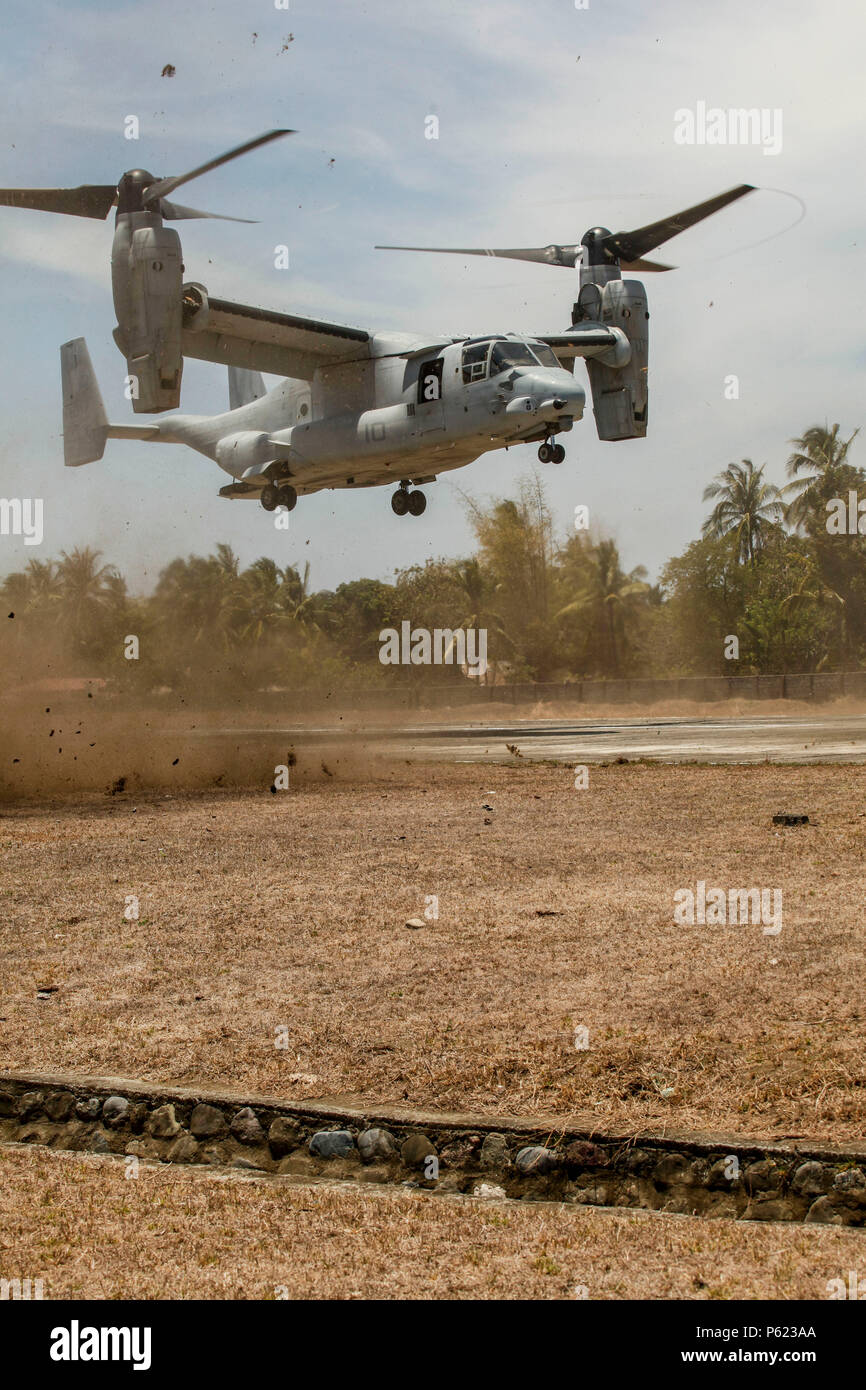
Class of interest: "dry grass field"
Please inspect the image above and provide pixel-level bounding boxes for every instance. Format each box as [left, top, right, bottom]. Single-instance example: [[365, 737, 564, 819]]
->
[[1, 758, 863, 1142], [1, 1144, 862, 1300]]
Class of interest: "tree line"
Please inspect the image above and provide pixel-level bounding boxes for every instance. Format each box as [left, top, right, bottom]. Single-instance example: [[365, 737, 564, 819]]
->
[[2, 422, 863, 693]]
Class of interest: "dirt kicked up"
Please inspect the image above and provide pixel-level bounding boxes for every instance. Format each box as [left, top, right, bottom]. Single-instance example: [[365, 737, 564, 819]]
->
[[1, 759, 863, 1143]]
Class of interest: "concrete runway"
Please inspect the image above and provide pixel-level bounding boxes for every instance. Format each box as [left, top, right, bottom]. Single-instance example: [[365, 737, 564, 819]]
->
[[194, 713, 866, 764], [388, 714, 866, 763]]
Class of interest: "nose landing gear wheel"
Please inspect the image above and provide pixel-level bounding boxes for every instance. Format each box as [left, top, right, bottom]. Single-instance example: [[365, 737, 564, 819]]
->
[[407, 489, 427, 516], [391, 488, 410, 516], [277, 484, 297, 511], [538, 442, 553, 463], [552, 444, 566, 464], [260, 483, 279, 512]]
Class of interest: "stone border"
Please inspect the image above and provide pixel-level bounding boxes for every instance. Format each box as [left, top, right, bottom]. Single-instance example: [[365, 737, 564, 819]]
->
[[1, 1071, 864, 1225]]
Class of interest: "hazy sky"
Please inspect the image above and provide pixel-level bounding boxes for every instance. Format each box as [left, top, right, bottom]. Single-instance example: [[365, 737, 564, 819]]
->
[[0, 0, 863, 593]]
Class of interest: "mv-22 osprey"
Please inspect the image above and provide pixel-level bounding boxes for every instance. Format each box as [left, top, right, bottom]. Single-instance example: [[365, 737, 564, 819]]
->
[[0, 130, 755, 519]]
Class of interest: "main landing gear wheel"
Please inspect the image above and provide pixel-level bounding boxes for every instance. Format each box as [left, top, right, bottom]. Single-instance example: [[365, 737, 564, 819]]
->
[[277, 484, 297, 511], [407, 489, 427, 516], [538, 441, 566, 464], [391, 488, 410, 516], [260, 483, 279, 512]]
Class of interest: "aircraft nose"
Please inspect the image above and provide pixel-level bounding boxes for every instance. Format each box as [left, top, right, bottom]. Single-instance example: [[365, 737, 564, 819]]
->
[[530, 370, 585, 416]]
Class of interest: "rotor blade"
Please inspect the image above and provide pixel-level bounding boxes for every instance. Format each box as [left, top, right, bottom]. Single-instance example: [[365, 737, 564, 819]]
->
[[605, 184, 756, 262], [160, 198, 257, 223], [143, 129, 294, 203], [0, 184, 117, 220], [619, 256, 676, 273], [375, 242, 580, 267]]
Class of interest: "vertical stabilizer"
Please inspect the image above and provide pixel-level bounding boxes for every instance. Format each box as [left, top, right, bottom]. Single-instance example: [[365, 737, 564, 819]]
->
[[61, 338, 109, 466], [228, 365, 266, 410]]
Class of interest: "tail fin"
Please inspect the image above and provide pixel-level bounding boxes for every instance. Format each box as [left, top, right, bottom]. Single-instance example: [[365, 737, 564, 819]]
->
[[228, 365, 266, 410], [61, 338, 109, 466]]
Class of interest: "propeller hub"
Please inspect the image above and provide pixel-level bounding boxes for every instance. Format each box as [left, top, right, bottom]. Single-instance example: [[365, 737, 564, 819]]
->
[[581, 226, 616, 266], [116, 170, 157, 215]]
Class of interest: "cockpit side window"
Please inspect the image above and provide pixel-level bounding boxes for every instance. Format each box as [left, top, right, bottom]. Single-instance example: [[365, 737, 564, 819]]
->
[[461, 341, 491, 384]]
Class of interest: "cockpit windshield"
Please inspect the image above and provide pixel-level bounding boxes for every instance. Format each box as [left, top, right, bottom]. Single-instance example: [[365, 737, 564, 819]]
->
[[489, 341, 540, 375], [461, 337, 564, 384]]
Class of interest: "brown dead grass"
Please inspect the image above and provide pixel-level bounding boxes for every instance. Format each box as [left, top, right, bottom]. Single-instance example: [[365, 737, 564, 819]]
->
[[1, 761, 864, 1141], [0, 1144, 862, 1300]]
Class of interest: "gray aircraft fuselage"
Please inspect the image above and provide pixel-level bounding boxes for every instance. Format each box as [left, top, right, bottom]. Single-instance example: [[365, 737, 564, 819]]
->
[[158, 333, 586, 496]]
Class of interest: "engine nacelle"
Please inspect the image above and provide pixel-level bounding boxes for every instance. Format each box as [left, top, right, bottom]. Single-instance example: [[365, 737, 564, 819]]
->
[[111, 213, 184, 413], [215, 430, 276, 478], [581, 279, 649, 441]]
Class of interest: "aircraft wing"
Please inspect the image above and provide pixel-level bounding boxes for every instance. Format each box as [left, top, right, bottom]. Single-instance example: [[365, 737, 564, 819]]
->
[[182, 292, 371, 379], [535, 326, 622, 363]]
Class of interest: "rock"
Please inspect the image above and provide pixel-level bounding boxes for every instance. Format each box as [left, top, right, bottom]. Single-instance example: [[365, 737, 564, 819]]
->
[[230, 1107, 265, 1146], [89, 1130, 112, 1154], [75, 1096, 102, 1121], [400, 1133, 437, 1168], [190, 1103, 228, 1140], [358, 1128, 398, 1163], [201, 1146, 228, 1166], [404, 918, 425, 929], [653, 1153, 693, 1186], [102, 1096, 130, 1129], [473, 1182, 506, 1200], [480, 1133, 511, 1169], [564, 1140, 607, 1168], [165, 1132, 199, 1163], [707, 1157, 742, 1189], [791, 1161, 828, 1196], [309, 1129, 355, 1159], [278, 1153, 316, 1176], [744, 1159, 785, 1195], [357, 1165, 392, 1184], [18, 1091, 44, 1120], [124, 1138, 161, 1160], [624, 1148, 653, 1174], [148, 1104, 181, 1139], [832, 1167, 866, 1196], [268, 1116, 302, 1158], [571, 1183, 609, 1205], [805, 1195, 844, 1225], [436, 1173, 467, 1194], [744, 1199, 794, 1221], [232, 1156, 265, 1170], [515, 1145, 556, 1175], [44, 1091, 75, 1123]]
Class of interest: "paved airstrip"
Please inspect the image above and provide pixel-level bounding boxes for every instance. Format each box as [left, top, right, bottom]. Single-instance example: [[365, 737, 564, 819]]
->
[[194, 713, 866, 764]]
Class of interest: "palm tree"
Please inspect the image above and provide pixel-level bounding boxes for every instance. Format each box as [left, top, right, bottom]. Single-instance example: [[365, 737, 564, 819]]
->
[[702, 460, 783, 564], [445, 557, 511, 681], [557, 539, 648, 676], [783, 423, 860, 530], [56, 547, 124, 647], [782, 573, 848, 666]]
